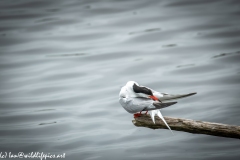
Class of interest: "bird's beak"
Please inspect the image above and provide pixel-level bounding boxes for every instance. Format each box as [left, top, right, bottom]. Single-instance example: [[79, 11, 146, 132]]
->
[[149, 95, 158, 101]]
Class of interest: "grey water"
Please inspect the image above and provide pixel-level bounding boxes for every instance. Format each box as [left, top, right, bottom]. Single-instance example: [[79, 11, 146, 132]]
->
[[0, 0, 240, 159]]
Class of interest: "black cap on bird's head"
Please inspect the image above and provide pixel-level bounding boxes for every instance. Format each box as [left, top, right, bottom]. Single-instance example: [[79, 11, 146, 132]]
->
[[133, 83, 153, 96], [122, 81, 160, 101]]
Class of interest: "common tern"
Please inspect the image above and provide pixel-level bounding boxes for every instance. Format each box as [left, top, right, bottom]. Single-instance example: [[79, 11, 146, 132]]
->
[[119, 81, 196, 133]]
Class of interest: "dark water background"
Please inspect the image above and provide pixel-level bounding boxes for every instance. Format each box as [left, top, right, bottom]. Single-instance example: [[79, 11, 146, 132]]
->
[[0, 0, 240, 159]]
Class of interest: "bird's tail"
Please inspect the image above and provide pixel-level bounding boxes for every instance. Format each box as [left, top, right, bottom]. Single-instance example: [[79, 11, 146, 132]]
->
[[149, 110, 174, 135]]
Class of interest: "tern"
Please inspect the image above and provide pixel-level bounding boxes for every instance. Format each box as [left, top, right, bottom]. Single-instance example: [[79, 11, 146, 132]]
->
[[119, 81, 196, 133]]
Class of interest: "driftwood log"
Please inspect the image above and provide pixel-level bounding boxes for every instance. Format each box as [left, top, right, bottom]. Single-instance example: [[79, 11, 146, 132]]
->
[[132, 114, 240, 139]]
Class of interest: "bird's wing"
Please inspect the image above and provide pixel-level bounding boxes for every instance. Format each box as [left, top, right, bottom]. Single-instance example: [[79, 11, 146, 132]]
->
[[140, 84, 196, 101], [143, 101, 177, 111], [151, 90, 196, 101]]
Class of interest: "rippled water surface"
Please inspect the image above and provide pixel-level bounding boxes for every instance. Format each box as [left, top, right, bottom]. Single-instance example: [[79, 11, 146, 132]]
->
[[1, 0, 240, 159]]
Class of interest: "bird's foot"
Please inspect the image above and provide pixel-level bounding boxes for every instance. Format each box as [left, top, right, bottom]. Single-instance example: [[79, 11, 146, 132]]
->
[[134, 113, 142, 118]]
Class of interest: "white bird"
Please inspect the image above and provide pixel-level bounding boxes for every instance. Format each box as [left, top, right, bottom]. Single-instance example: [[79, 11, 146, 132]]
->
[[119, 81, 196, 133]]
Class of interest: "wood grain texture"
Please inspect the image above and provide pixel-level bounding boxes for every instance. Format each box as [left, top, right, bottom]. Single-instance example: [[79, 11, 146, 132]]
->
[[132, 114, 240, 139]]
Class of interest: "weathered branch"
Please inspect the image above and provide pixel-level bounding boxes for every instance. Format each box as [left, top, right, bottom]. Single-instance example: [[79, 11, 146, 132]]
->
[[132, 114, 240, 139]]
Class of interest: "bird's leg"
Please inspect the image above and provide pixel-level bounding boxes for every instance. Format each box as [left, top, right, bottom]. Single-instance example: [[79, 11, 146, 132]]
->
[[134, 110, 146, 118]]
